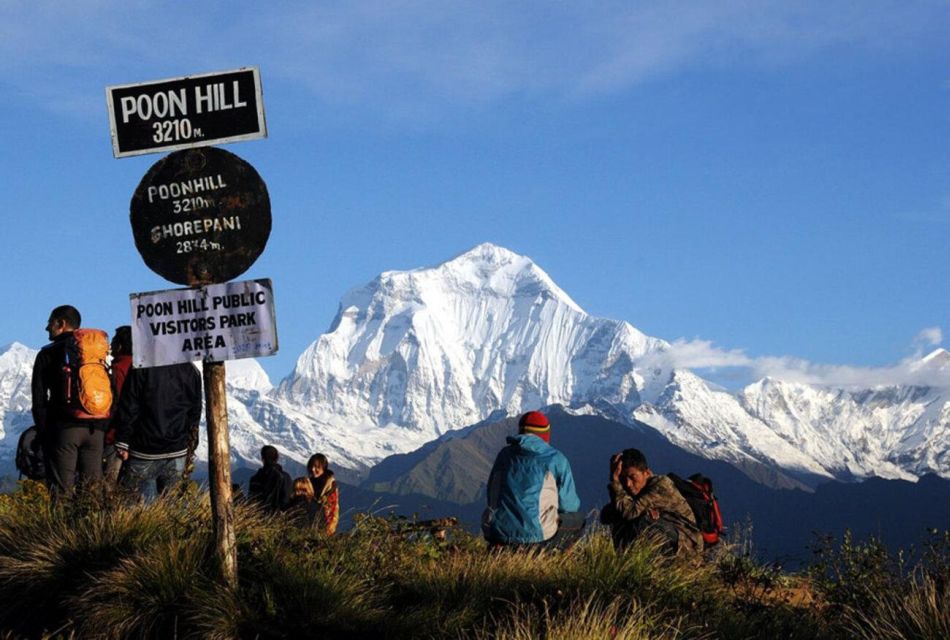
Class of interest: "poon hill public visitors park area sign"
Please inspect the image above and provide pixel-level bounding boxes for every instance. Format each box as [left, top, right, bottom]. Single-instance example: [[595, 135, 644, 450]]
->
[[106, 66, 276, 586]]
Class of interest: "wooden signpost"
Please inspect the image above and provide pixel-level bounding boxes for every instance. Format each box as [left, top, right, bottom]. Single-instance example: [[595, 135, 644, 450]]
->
[[110, 68, 273, 587]]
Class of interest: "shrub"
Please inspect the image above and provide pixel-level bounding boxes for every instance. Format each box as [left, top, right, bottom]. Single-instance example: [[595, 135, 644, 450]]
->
[[812, 529, 950, 640]]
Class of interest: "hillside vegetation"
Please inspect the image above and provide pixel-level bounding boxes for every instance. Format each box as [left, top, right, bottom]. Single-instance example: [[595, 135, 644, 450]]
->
[[0, 481, 945, 639]]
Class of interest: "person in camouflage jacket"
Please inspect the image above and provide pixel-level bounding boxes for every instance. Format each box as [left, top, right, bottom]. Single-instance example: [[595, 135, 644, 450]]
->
[[600, 448, 703, 558]]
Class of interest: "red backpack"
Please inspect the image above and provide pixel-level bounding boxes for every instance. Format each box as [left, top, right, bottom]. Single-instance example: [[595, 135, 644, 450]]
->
[[668, 473, 725, 547]]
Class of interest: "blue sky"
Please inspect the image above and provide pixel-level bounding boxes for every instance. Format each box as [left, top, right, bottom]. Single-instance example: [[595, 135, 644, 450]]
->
[[1, 1, 948, 386]]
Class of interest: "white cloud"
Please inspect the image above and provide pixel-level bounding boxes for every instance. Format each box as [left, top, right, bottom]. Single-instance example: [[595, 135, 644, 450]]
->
[[913, 326, 943, 350], [658, 327, 948, 389], [645, 338, 752, 370]]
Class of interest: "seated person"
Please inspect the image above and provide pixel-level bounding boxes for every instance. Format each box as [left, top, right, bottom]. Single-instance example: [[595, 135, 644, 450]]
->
[[482, 411, 579, 548], [307, 453, 340, 535], [248, 445, 292, 513], [286, 477, 321, 528], [600, 448, 702, 558]]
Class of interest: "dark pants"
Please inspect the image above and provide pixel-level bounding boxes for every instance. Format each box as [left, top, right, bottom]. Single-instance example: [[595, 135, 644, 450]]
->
[[46, 426, 105, 495], [606, 513, 681, 555], [488, 512, 587, 552], [120, 455, 186, 503]]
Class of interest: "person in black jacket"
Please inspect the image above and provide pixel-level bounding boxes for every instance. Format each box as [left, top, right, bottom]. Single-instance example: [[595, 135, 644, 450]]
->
[[248, 445, 292, 513], [31, 305, 108, 495], [113, 362, 202, 502]]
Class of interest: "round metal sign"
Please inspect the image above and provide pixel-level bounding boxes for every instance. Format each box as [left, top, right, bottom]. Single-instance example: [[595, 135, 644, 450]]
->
[[130, 146, 271, 285]]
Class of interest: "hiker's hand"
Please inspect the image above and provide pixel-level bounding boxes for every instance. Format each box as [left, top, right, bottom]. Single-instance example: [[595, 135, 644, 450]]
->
[[610, 453, 622, 482], [116, 449, 128, 461]]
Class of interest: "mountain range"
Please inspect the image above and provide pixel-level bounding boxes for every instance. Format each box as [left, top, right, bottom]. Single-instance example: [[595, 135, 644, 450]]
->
[[1, 243, 947, 492]]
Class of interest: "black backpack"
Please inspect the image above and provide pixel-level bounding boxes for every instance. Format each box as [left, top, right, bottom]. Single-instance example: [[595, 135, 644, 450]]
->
[[15, 426, 46, 481], [668, 473, 725, 547]]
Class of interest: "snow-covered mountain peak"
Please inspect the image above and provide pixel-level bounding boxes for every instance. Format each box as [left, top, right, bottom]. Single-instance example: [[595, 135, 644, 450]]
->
[[267, 243, 670, 466], [344, 243, 583, 315], [224, 359, 272, 394], [431, 243, 584, 313], [917, 348, 950, 372], [0, 342, 36, 368], [290, 244, 614, 392], [0, 342, 36, 442]]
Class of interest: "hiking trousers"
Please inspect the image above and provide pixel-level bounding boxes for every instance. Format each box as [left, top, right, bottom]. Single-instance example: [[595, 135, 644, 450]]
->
[[121, 455, 186, 503], [47, 425, 105, 495]]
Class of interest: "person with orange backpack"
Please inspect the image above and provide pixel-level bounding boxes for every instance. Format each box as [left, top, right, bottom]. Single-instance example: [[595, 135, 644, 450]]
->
[[31, 305, 113, 495]]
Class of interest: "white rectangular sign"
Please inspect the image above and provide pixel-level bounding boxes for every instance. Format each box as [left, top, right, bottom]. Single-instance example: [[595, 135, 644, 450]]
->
[[130, 278, 278, 368]]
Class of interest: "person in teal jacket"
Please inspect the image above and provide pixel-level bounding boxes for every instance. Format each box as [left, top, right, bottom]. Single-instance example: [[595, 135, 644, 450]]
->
[[482, 411, 580, 546]]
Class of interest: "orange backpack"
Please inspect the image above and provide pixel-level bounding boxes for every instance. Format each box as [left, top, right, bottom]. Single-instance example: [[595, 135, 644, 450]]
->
[[63, 329, 113, 419]]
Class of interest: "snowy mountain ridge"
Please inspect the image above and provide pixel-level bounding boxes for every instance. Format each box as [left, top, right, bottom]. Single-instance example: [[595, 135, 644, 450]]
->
[[0, 244, 946, 485]]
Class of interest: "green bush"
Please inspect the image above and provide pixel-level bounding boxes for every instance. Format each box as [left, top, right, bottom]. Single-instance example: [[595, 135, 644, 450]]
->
[[810, 529, 950, 640]]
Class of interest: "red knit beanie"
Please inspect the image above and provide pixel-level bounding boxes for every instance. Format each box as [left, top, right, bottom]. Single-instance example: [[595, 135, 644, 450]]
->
[[518, 411, 551, 443]]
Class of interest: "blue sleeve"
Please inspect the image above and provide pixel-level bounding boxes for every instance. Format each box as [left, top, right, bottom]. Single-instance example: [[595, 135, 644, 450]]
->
[[554, 453, 580, 513]]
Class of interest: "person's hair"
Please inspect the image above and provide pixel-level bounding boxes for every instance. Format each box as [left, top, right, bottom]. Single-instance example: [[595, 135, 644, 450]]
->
[[261, 445, 279, 464], [307, 453, 329, 474], [113, 325, 132, 353], [293, 477, 314, 501], [621, 448, 649, 471], [49, 305, 81, 330]]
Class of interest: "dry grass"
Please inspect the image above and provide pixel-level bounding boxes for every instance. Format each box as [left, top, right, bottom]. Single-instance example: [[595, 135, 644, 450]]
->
[[0, 482, 942, 639], [839, 572, 949, 640], [468, 595, 695, 640]]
